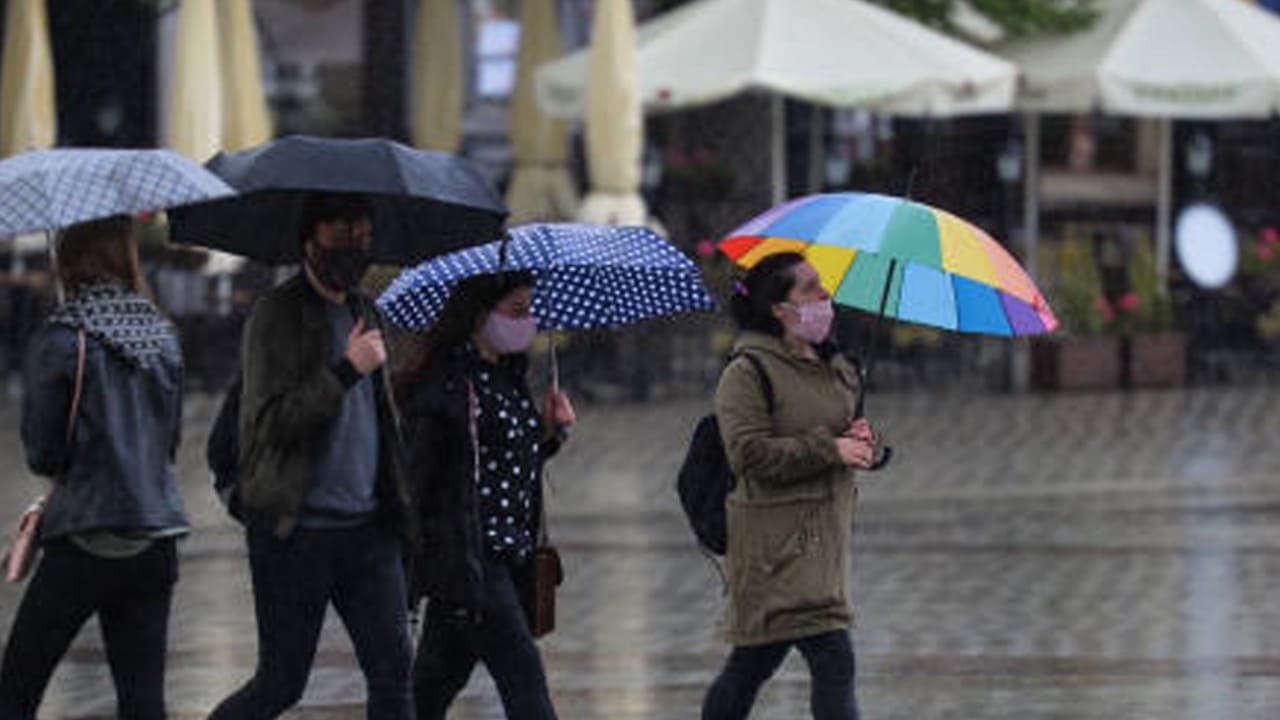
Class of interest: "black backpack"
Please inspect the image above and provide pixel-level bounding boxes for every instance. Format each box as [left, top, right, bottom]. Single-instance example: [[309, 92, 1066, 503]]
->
[[677, 354, 773, 555], [207, 375, 244, 523]]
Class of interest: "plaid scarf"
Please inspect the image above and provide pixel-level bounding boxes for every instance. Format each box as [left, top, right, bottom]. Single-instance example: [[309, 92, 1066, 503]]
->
[[48, 282, 182, 373]]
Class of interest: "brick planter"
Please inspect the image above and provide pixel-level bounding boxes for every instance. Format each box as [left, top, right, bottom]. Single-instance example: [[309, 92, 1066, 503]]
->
[[1126, 332, 1188, 388], [1032, 335, 1123, 391]]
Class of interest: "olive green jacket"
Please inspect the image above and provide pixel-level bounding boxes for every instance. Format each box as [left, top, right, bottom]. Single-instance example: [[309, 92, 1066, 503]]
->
[[714, 331, 860, 646], [237, 275, 413, 539]]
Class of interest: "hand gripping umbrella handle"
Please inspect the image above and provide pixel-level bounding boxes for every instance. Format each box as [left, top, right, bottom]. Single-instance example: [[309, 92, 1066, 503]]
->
[[853, 367, 893, 472]]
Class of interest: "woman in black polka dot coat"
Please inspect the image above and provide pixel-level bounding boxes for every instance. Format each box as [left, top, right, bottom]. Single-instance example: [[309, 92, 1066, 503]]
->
[[398, 271, 575, 720]]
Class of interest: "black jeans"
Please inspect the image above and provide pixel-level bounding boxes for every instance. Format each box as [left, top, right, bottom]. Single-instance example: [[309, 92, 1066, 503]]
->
[[702, 630, 859, 720], [0, 539, 178, 720], [414, 559, 557, 720], [208, 522, 413, 720]]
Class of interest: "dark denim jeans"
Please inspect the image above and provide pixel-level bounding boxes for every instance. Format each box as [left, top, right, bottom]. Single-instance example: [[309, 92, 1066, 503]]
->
[[208, 522, 413, 720], [702, 630, 859, 720], [0, 539, 178, 720], [414, 559, 557, 720]]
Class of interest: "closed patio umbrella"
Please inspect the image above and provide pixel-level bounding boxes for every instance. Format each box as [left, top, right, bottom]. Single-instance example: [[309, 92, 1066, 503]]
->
[[506, 0, 579, 223], [218, 0, 273, 152], [0, 0, 56, 157], [167, 0, 223, 162], [411, 0, 464, 153], [577, 0, 647, 227]]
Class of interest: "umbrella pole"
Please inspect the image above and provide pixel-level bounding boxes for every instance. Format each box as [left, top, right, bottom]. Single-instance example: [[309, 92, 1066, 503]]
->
[[770, 94, 786, 206], [854, 257, 897, 418], [865, 169, 916, 409], [1022, 113, 1041, 281], [850, 258, 897, 472], [549, 331, 560, 393], [45, 229, 63, 304], [1155, 117, 1174, 293]]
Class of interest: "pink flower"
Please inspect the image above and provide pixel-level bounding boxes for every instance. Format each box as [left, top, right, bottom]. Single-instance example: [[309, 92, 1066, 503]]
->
[[136, 211, 156, 223], [696, 239, 716, 259], [1264, 227, 1279, 247], [1258, 243, 1277, 263], [1117, 292, 1140, 312]]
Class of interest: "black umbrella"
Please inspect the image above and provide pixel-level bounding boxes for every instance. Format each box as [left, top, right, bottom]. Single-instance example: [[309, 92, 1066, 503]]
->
[[168, 135, 508, 265]]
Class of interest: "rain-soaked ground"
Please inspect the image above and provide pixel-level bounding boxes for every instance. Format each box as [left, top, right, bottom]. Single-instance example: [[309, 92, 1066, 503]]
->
[[2, 385, 1280, 719]]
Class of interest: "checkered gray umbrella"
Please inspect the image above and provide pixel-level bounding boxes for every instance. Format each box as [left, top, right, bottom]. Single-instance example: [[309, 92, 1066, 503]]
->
[[0, 148, 234, 236]]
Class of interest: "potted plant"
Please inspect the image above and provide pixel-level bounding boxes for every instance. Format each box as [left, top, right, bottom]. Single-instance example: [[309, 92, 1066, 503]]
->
[[1257, 300, 1280, 354], [1123, 233, 1185, 388], [1239, 226, 1280, 307], [1032, 237, 1123, 391]]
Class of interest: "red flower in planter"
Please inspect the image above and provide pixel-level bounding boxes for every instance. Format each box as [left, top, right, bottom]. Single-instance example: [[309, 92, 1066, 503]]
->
[[695, 239, 716, 259], [1259, 242, 1277, 263], [1117, 292, 1140, 312], [1263, 227, 1279, 247]]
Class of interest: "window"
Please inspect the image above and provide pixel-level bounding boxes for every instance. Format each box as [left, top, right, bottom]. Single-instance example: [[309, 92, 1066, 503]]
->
[[471, 0, 520, 100], [475, 17, 520, 98]]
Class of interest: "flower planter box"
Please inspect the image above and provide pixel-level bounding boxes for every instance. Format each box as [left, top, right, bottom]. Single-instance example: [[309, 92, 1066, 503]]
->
[[1126, 332, 1187, 388], [1032, 335, 1123, 391]]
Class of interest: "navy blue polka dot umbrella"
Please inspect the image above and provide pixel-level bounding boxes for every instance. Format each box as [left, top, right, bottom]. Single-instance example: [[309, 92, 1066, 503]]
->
[[378, 223, 715, 332]]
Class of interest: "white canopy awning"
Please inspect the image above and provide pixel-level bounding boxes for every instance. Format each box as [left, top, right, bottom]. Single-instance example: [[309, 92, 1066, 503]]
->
[[1004, 0, 1280, 118], [997, 0, 1280, 288], [536, 0, 1016, 119]]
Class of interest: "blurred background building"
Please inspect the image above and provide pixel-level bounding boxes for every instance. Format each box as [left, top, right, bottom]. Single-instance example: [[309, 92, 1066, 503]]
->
[[1, 0, 1279, 397]]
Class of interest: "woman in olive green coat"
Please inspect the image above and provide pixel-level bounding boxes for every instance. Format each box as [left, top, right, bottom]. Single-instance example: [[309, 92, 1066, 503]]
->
[[703, 252, 879, 720]]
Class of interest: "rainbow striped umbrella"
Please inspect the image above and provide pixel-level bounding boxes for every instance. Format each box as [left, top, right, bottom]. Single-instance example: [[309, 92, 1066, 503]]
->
[[720, 193, 1057, 337]]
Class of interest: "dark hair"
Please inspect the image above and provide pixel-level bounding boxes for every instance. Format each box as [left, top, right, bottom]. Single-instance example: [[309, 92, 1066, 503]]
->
[[394, 271, 538, 395], [297, 192, 374, 248], [56, 215, 149, 297], [728, 252, 806, 336]]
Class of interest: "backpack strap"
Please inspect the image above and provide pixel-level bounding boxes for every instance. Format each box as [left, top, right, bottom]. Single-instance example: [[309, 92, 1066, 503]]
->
[[734, 352, 774, 415]]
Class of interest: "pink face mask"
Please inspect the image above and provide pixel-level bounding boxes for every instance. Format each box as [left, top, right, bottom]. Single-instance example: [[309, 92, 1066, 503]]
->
[[479, 312, 538, 354], [783, 299, 834, 344]]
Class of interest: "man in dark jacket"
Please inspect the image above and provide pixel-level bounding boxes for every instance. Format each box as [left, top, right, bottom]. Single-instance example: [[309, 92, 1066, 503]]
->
[[209, 193, 416, 720]]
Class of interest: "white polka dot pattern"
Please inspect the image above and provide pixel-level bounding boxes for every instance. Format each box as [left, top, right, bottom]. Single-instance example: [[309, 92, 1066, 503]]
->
[[377, 223, 716, 331]]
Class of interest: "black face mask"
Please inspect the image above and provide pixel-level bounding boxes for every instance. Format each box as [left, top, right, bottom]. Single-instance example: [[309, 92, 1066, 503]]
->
[[309, 246, 371, 293]]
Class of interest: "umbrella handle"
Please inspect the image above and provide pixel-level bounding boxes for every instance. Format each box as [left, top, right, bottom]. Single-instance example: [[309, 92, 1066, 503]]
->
[[865, 444, 893, 472], [851, 368, 893, 471]]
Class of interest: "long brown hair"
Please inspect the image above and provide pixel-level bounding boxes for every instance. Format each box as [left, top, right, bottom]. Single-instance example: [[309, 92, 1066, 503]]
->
[[392, 271, 537, 397], [55, 215, 149, 297]]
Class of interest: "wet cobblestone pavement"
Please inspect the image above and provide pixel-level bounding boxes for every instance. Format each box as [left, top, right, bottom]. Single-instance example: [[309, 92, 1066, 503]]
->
[[3, 386, 1280, 718]]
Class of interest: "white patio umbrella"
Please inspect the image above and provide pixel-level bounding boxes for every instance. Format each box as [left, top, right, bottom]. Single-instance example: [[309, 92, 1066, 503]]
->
[[410, 0, 464, 153], [506, 0, 579, 223], [0, 0, 56, 278], [537, 0, 1017, 204], [167, 0, 223, 162], [218, 0, 273, 153], [0, 0, 55, 158], [577, 0, 647, 226], [1001, 0, 1280, 287], [169, 0, 247, 289]]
